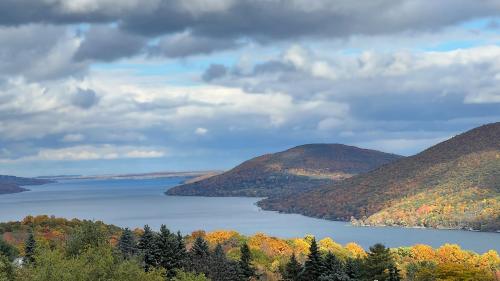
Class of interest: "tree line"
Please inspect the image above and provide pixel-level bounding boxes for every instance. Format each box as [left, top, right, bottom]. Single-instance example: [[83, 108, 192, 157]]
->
[[0, 217, 498, 281]]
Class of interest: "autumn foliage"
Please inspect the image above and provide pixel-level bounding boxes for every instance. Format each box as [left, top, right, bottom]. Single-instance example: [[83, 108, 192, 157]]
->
[[1, 216, 499, 280]]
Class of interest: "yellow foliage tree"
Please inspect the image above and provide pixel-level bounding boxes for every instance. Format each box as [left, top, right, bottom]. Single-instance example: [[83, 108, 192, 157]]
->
[[205, 230, 239, 245], [345, 242, 367, 258], [248, 233, 292, 257], [411, 244, 436, 262]]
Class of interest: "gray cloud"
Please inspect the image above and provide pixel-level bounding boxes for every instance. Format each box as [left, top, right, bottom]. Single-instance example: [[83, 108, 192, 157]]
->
[[202, 64, 228, 82], [71, 88, 99, 109], [1, 1, 498, 62], [0, 0, 119, 26], [203, 45, 500, 135], [149, 32, 239, 58], [0, 24, 87, 81], [74, 25, 147, 62], [1, 1, 500, 41]]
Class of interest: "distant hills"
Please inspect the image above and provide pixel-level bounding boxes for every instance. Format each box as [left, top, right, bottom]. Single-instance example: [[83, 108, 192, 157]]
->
[[259, 123, 500, 231], [0, 175, 53, 194], [39, 171, 219, 181], [166, 144, 402, 197]]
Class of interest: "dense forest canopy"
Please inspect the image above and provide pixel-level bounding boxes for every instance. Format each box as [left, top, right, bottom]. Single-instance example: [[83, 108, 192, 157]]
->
[[0, 216, 499, 281]]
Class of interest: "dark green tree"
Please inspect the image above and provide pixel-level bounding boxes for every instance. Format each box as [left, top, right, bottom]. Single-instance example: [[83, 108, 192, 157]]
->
[[301, 238, 323, 281], [174, 231, 188, 268], [345, 258, 363, 280], [0, 237, 19, 262], [189, 236, 211, 276], [319, 252, 349, 281], [118, 228, 137, 259], [138, 225, 159, 271], [363, 243, 398, 281], [283, 253, 302, 281], [24, 230, 36, 264], [209, 244, 242, 281], [239, 243, 255, 280], [157, 225, 186, 277]]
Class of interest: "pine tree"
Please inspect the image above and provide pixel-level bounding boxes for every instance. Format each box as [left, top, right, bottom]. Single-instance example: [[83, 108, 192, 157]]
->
[[209, 244, 242, 281], [118, 228, 137, 259], [301, 237, 323, 281], [363, 243, 397, 281], [239, 243, 255, 280], [157, 225, 185, 277], [24, 231, 36, 264], [345, 258, 363, 280], [189, 236, 211, 276], [138, 225, 159, 271], [319, 252, 349, 281], [283, 253, 302, 281], [174, 231, 188, 268]]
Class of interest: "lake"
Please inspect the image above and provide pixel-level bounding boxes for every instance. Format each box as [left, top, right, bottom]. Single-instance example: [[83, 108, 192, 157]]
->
[[0, 177, 498, 253]]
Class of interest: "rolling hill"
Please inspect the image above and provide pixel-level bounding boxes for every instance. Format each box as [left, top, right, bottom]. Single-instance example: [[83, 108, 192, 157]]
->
[[166, 144, 402, 197], [258, 123, 500, 232], [0, 175, 53, 194]]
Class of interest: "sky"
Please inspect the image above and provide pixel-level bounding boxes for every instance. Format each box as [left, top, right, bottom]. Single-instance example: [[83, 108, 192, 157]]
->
[[0, 0, 499, 177]]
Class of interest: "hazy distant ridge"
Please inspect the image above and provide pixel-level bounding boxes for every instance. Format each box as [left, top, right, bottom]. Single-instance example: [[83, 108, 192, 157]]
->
[[0, 175, 53, 194]]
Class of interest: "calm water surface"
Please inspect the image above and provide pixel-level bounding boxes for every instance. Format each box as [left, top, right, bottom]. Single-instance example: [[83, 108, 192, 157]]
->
[[0, 177, 498, 253]]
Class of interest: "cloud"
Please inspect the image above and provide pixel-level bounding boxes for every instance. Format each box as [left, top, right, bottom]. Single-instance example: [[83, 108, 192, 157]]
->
[[74, 25, 147, 62], [0, 145, 166, 162], [0, 24, 87, 81], [202, 64, 228, 81], [2, 1, 500, 41], [150, 32, 239, 58], [71, 88, 99, 109], [194, 127, 208, 135]]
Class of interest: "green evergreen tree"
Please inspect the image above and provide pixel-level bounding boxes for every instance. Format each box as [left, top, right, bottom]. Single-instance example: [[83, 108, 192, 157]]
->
[[301, 237, 323, 281], [118, 228, 137, 259], [174, 231, 188, 268], [157, 225, 185, 277], [283, 253, 302, 281], [319, 252, 349, 281], [209, 244, 242, 281], [239, 243, 255, 280], [189, 236, 211, 275], [345, 258, 363, 280], [138, 225, 159, 271], [24, 230, 36, 264], [363, 243, 397, 281]]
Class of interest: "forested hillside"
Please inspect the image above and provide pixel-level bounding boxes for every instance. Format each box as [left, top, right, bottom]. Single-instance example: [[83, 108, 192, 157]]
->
[[259, 122, 500, 232], [0, 175, 53, 195], [167, 144, 401, 197], [1, 216, 499, 281]]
